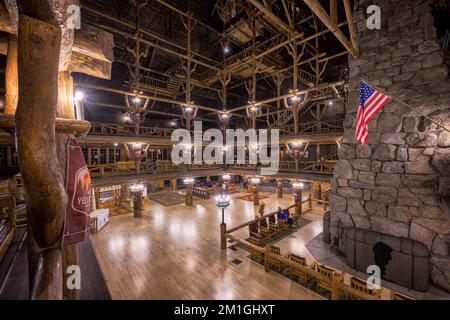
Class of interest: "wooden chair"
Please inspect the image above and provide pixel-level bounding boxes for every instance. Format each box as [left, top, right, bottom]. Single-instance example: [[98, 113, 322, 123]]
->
[[349, 276, 381, 300], [268, 214, 279, 233], [277, 211, 288, 229], [390, 291, 415, 300], [250, 247, 264, 263], [288, 253, 308, 284], [259, 218, 275, 239], [248, 221, 265, 245], [315, 264, 335, 294], [267, 245, 283, 273]]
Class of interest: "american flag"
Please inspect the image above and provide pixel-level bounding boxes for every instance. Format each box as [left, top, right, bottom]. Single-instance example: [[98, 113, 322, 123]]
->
[[356, 82, 392, 144]]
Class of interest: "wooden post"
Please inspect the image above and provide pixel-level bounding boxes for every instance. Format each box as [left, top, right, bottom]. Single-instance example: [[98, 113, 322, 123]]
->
[[264, 245, 270, 272], [17, 11, 65, 300], [186, 183, 193, 206], [132, 190, 143, 218], [331, 273, 341, 300], [294, 189, 302, 217], [309, 193, 313, 209], [5, 34, 18, 115], [277, 181, 283, 198], [253, 183, 259, 205], [220, 223, 227, 250], [171, 179, 177, 191]]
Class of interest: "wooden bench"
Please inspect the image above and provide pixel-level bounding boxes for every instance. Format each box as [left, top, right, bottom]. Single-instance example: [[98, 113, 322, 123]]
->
[[288, 253, 309, 284], [266, 245, 283, 273], [349, 276, 381, 300], [315, 263, 338, 294]]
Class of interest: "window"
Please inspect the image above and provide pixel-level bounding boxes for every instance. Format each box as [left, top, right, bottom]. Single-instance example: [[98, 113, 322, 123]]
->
[[100, 148, 107, 164], [109, 148, 121, 163], [90, 149, 99, 165]]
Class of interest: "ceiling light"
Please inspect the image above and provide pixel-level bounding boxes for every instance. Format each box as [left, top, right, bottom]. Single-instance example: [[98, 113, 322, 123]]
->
[[133, 97, 142, 104], [74, 91, 84, 102]]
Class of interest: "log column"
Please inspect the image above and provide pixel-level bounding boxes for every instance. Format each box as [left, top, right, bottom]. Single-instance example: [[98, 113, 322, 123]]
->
[[277, 180, 283, 198], [185, 183, 193, 206], [252, 183, 259, 205], [17, 13, 65, 300], [294, 188, 303, 217], [5, 34, 18, 115]]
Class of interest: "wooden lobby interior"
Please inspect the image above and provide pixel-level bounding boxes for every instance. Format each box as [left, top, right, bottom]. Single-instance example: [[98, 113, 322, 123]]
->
[[0, 0, 450, 300]]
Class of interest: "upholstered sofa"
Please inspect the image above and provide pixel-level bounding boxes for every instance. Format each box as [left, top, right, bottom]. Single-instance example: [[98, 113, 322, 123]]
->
[[0, 194, 16, 263]]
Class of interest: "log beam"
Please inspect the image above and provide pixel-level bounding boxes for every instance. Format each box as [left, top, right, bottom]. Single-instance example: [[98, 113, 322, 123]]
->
[[303, 0, 359, 58]]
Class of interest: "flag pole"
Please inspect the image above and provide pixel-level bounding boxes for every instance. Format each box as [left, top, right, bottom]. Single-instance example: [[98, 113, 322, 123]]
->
[[361, 78, 450, 134]]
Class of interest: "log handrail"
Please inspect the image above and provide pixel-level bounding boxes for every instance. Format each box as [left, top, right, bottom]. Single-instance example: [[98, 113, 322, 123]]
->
[[226, 202, 307, 234]]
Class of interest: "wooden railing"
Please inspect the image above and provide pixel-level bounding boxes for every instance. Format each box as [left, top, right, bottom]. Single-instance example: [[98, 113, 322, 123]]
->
[[224, 205, 414, 301], [88, 162, 154, 177], [277, 160, 337, 173], [89, 123, 175, 138], [155, 160, 221, 172], [282, 119, 344, 134], [89, 160, 222, 178]]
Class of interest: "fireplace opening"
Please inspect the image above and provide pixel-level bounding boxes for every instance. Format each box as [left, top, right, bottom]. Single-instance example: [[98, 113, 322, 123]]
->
[[373, 242, 392, 277]]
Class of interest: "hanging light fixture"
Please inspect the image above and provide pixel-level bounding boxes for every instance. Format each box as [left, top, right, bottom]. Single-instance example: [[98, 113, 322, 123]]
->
[[74, 90, 85, 102], [292, 181, 304, 189]]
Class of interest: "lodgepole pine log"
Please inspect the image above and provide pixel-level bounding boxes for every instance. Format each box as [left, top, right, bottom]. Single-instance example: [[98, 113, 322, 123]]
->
[[5, 33, 18, 115], [16, 10, 65, 299]]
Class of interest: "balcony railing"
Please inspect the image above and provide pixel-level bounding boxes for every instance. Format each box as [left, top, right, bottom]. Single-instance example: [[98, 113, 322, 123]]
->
[[229, 160, 336, 174], [282, 119, 344, 134], [89, 160, 222, 178], [89, 123, 175, 138]]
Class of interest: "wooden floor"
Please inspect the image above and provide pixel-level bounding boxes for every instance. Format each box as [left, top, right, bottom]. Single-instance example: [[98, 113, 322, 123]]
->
[[91, 191, 326, 300]]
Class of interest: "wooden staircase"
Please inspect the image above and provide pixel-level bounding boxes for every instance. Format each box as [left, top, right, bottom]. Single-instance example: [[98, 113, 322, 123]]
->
[[271, 110, 294, 130]]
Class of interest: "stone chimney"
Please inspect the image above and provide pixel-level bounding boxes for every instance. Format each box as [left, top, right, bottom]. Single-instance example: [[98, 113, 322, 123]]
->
[[329, 0, 450, 291]]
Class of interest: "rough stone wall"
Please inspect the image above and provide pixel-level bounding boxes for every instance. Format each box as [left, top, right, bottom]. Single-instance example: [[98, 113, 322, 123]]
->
[[329, 0, 450, 291]]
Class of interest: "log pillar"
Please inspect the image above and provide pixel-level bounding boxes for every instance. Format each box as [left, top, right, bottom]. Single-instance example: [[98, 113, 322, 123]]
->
[[17, 12, 65, 300], [220, 223, 227, 250], [132, 189, 143, 218], [277, 181, 283, 198], [294, 188, 303, 217], [170, 179, 177, 191], [185, 183, 193, 206], [253, 183, 259, 205], [5, 34, 19, 115]]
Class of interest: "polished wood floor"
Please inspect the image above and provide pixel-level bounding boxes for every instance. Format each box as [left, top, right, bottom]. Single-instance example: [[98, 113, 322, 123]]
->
[[91, 191, 325, 300]]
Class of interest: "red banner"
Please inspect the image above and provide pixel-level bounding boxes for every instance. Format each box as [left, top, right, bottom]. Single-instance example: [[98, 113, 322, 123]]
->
[[63, 138, 91, 246]]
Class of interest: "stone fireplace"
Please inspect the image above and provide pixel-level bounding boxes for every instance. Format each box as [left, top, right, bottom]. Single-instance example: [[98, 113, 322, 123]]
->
[[328, 0, 450, 292], [340, 228, 430, 291]]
